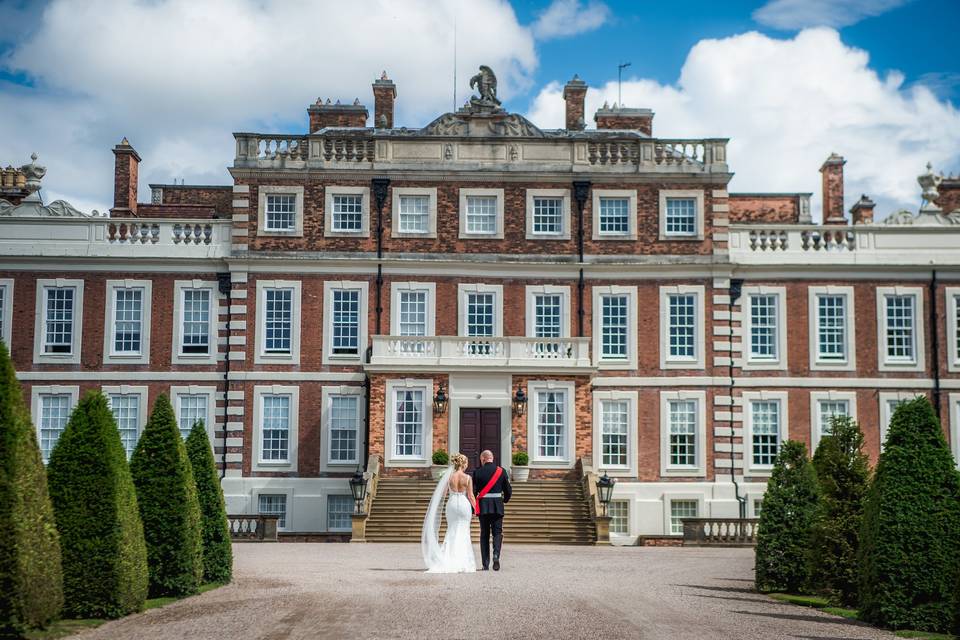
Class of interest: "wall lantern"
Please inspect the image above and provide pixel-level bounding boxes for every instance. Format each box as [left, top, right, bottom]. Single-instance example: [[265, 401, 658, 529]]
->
[[512, 385, 527, 417], [596, 471, 616, 516], [349, 468, 367, 515], [433, 382, 448, 416]]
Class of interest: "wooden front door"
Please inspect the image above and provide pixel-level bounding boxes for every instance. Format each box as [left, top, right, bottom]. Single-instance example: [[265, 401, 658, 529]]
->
[[459, 408, 501, 471]]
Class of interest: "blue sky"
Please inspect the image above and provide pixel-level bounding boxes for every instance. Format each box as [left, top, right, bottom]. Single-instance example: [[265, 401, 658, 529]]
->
[[1, 0, 958, 218]]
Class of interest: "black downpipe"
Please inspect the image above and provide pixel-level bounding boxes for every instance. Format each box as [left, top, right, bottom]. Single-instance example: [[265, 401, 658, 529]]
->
[[728, 278, 746, 519], [363, 375, 372, 469], [573, 181, 590, 337], [367, 178, 390, 469], [930, 270, 941, 418], [217, 272, 232, 480]]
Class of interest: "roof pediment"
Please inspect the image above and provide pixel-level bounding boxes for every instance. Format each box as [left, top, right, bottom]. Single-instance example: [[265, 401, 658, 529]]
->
[[421, 109, 544, 138]]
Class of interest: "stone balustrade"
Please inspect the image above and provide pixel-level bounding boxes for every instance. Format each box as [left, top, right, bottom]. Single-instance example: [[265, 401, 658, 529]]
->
[[228, 514, 280, 542], [681, 518, 759, 547], [367, 335, 592, 371]]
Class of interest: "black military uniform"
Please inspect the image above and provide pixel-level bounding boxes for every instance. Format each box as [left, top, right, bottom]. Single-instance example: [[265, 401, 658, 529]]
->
[[472, 461, 512, 570]]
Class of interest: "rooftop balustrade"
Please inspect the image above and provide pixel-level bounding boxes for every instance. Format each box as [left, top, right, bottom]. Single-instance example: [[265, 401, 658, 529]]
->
[[367, 335, 592, 372]]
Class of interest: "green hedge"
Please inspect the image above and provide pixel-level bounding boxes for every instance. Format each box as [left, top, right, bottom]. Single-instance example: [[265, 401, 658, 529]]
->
[[807, 415, 870, 606], [0, 342, 63, 635], [858, 397, 960, 633], [130, 395, 203, 598], [755, 440, 820, 593], [47, 391, 148, 618], [185, 421, 232, 584]]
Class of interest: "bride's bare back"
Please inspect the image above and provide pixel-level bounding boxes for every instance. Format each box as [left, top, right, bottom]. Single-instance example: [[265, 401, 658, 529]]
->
[[449, 469, 476, 511]]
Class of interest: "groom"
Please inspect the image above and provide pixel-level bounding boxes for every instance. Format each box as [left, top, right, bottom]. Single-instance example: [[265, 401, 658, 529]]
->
[[472, 450, 512, 571]]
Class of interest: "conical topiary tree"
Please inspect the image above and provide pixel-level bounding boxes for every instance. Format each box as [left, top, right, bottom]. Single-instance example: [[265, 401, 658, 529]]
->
[[859, 397, 960, 632], [47, 391, 148, 618], [130, 394, 203, 597], [0, 342, 63, 635], [806, 415, 870, 606], [755, 440, 820, 593], [185, 421, 232, 584]]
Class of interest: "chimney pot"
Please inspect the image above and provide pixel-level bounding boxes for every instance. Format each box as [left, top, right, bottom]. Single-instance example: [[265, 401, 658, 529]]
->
[[372, 71, 397, 129], [111, 138, 141, 217], [820, 153, 847, 224], [850, 193, 876, 225], [562, 75, 588, 131]]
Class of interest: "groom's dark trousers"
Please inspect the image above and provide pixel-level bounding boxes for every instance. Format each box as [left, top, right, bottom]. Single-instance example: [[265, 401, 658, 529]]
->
[[472, 462, 512, 569]]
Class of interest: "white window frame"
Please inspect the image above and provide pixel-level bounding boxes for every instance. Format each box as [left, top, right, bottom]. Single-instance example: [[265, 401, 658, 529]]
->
[[808, 286, 856, 371], [809, 391, 858, 451], [30, 385, 79, 462], [103, 279, 152, 365], [255, 280, 302, 365], [526, 380, 576, 468], [257, 185, 304, 237], [457, 284, 504, 338], [659, 189, 704, 240], [876, 286, 925, 372], [390, 282, 436, 337], [325, 494, 355, 532], [659, 390, 707, 477], [659, 285, 705, 370], [384, 378, 434, 468], [742, 285, 787, 371], [878, 391, 921, 449], [33, 278, 84, 365], [592, 390, 638, 477], [102, 385, 149, 457], [662, 493, 704, 536], [324, 185, 370, 237], [458, 188, 505, 239], [592, 285, 638, 370], [172, 280, 220, 365], [742, 391, 789, 476], [947, 287, 960, 373], [391, 187, 437, 238], [525, 285, 571, 339], [950, 392, 960, 470], [525, 188, 571, 240], [322, 280, 369, 365], [591, 189, 637, 240], [252, 488, 294, 532], [170, 385, 218, 445], [321, 385, 365, 471], [252, 385, 299, 472], [0, 278, 13, 347], [608, 499, 630, 537]]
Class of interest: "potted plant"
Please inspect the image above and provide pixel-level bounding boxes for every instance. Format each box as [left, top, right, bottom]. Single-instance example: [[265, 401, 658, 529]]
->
[[431, 449, 449, 480], [511, 451, 530, 482]]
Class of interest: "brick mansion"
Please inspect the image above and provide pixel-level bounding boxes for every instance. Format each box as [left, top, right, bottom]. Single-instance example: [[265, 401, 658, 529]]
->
[[2, 66, 959, 544]]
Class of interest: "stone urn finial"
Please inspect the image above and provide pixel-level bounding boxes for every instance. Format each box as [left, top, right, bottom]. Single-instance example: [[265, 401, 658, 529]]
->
[[20, 152, 46, 202], [918, 161, 942, 213]]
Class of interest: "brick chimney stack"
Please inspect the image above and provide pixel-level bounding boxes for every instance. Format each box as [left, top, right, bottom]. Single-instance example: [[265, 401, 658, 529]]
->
[[850, 194, 876, 225], [820, 153, 847, 224], [111, 137, 140, 217], [594, 103, 654, 135], [563, 75, 587, 131], [308, 98, 369, 132], [372, 71, 397, 129]]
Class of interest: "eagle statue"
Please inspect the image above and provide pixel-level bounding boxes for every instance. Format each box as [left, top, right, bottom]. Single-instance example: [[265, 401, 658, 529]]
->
[[469, 65, 501, 108]]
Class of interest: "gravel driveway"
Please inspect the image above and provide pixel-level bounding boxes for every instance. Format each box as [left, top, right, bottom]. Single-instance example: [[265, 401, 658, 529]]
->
[[74, 543, 895, 640]]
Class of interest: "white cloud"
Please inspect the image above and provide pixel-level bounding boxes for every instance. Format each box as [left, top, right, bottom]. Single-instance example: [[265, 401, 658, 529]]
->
[[753, 0, 910, 30], [528, 28, 960, 220], [531, 0, 610, 40], [0, 0, 537, 211]]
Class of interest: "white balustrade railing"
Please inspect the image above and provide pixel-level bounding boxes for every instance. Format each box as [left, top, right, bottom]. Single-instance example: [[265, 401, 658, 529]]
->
[[370, 335, 592, 369]]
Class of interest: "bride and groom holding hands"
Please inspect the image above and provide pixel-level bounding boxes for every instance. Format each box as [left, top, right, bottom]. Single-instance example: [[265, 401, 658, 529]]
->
[[422, 450, 512, 573]]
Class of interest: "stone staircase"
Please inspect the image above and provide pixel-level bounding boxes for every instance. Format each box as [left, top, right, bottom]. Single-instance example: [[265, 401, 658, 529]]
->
[[365, 477, 596, 544]]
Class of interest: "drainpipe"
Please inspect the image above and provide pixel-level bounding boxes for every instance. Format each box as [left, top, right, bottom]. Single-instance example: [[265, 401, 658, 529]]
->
[[728, 278, 746, 519], [930, 270, 942, 419], [369, 178, 390, 469], [573, 181, 590, 337], [217, 272, 232, 480]]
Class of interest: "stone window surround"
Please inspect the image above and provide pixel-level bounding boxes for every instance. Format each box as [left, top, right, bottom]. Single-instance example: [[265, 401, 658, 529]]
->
[[659, 390, 707, 478], [390, 187, 438, 239], [103, 279, 153, 366], [457, 283, 504, 338], [102, 385, 149, 454], [384, 378, 434, 468], [252, 487, 294, 532], [591, 189, 638, 240], [389, 282, 437, 337], [324, 185, 371, 238], [947, 287, 960, 373], [876, 286, 925, 372], [741, 285, 788, 371], [322, 280, 370, 366], [662, 493, 705, 537], [0, 278, 13, 347], [30, 384, 79, 460], [33, 278, 84, 365], [658, 189, 705, 241], [809, 390, 858, 451], [592, 389, 638, 477], [807, 286, 857, 372], [742, 390, 789, 477], [252, 384, 300, 472], [458, 188, 505, 239], [878, 391, 922, 448], [525, 188, 572, 240], [326, 494, 355, 532], [592, 285, 639, 370], [659, 285, 706, 370], [172, 280, 220, 366], [526, 379, 577, 469], [524, 285, 571, 339], [257, 185, 304, 237], [255, 280, 303, 366], [320, 385, 366, 470], [170, 384, 218, 445]]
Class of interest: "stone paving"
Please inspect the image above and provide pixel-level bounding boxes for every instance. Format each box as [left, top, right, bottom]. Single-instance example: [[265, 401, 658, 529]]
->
[[75, 543, 895, 640]]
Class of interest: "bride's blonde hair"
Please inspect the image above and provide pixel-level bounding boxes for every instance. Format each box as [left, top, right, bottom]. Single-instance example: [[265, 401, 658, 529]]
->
[[451, 453, 469, 471]]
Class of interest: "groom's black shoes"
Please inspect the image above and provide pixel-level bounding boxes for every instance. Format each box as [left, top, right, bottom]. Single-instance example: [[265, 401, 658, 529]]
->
[[493, 559, 500, 571], [482, 566, 489, 571]]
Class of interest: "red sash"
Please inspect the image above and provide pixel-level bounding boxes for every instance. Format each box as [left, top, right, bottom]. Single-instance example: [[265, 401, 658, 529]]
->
[[474, 466, 503, 515]]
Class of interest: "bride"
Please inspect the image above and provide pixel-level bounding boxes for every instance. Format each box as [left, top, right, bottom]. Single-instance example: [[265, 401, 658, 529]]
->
[[422, 453, 477, 573]]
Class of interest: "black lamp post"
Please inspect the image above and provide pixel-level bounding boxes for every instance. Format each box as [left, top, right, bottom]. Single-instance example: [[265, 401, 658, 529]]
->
[[512, 385, 527, 417], [349, 468, 367, 515], [433, 382, 448, 416], [597, 471, 616, 517]]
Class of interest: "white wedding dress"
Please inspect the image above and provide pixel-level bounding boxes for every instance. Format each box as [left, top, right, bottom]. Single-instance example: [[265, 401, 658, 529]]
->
[[422, 467, 477, 573]]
